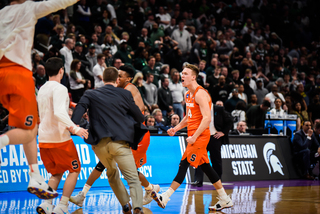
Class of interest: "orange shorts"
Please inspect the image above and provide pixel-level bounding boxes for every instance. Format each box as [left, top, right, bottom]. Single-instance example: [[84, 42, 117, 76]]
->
[[0, 57, 38, 129], [39, 139, 81, 175], [132, 130, 150, 168], [182, 129, 210, 168]]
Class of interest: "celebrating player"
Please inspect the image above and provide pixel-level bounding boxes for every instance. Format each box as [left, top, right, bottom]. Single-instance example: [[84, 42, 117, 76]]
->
[[36, 57, 88, 214], [0, 0, 79, 199], [151, 64, 233, 212]]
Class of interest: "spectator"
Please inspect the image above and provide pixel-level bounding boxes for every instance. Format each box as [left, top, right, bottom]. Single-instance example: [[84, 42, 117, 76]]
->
[[150, 23, 165, 44], [145, 115, 155, 127], [59, 38, 74, 76], [152, 108, 165, 126], [171, 20, 192, 56], [247, 94, 258, 110], [92, 54, 106, 88], [132, 72, 147, 106], [142, 56, 159, 87], [237, 84, 247, 103], [308, 95, 320, 127], [113, 40, 132, 64], [230, 121, 250, 135], [254, 79, 268, 104], [246, 100, 271, 128], [225, 89, 245, 113], [155, 6, 171, 29], [69, 59, 90, 103], [216, 100, 224, 107], [231, 101, 247, 130], [206, 57, 219, 77], [206, 67, 221, 89], [101, 34, 118, 55], [209, 75, 231, 103], [291, 102, 309, 129], [241, 69, 257, 90], [158, 77, 173, 116], [169, 70, 185, 120], [143, 73, 158, 110], [113, 58, 122, 70], [269, 98, 286, 117], [292, 121, 319, 180], [265, 84, 285, 108], [168, 114, 180, 128], [85, 44, 97, 72], [231, 69, 242, 85], [33, 65, 48, 89]]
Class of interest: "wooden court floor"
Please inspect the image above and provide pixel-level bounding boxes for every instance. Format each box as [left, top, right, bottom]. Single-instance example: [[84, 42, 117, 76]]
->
[[0, 180, 319, 213]]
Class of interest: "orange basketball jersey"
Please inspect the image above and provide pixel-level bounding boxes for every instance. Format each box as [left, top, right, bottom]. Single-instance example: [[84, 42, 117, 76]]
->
[[185, 86, 212, 131]]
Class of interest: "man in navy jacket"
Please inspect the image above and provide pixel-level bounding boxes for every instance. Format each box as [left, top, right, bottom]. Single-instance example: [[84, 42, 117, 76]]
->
[[72, 67, 145, 213]]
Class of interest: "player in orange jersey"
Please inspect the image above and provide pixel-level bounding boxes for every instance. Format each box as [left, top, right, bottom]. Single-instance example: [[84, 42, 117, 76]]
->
[[70, 66, 159, 208], [151, 64, 233, 212], [0, 0, 79, 199]]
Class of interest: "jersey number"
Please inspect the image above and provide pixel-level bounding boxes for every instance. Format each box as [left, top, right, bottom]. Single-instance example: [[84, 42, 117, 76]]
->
[[188, 109, 192, 118]]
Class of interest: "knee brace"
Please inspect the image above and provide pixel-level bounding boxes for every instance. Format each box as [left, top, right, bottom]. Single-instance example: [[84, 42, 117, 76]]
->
[[173, 159, 190, 184], [200, 163, 220, 184], [95, 161, 106, 172]]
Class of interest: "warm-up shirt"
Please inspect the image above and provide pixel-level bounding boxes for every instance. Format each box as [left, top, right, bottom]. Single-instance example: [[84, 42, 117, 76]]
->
[[37, 81, 80, 143], [0, 0, 78, 71]]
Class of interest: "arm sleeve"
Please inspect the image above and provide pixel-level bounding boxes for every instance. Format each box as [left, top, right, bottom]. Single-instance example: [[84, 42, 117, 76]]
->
[[32, 0, 78, 20], [77, 5, 91, 16], [53, 86, 81, 133], [72, 91, 90, 124]]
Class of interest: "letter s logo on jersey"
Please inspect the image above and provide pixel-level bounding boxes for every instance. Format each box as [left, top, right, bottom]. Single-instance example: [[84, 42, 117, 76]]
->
[[24, 115, 34, 127], [190, 154, 197, 162]]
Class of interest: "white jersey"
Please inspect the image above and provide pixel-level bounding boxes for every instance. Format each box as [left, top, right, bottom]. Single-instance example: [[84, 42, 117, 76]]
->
[[37, 81, 80, 143], [0, 0, 77, 71]]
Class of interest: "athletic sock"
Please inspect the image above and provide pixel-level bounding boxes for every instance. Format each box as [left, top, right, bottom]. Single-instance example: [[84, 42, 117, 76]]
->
[[166, 187, 175, 197], [82, 184, 91, 196], [145, 183, 153, 191], [60, 196, 69, 206], [0, 134, 9, 149], [29, 164, 40, 174], [217, 187, 228, 200], [45, 199, 53, 205]]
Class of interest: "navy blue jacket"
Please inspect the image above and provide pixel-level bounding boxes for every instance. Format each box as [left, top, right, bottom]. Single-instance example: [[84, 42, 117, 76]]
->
[[292, 129, 320, 155], [72, 85, 146, 146]]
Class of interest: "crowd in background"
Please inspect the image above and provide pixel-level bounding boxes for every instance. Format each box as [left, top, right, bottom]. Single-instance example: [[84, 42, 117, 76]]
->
[[1, 0, 320, 134]]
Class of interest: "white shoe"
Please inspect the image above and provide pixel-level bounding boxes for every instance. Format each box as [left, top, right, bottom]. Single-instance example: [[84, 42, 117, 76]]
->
[[69, 191, 85, 207], [151, 191, 170, 209], [27, 173, 58, 199], [209, 195, 233, 211], [36, 202, 54, 214], [143, 184, 160, 205], [52, 203, 70, 214]]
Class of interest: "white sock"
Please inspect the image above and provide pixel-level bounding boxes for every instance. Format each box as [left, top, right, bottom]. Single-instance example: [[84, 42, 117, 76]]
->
[[82, 184, 91, 196], [60, 196, 69, 206], [29, 164, 40, 174], [166, 187, 175, 197], [0, 134, 9, 149], [217, 187, 228, 199], [145, 183, 153, 191], [45, 199, 53, 205]]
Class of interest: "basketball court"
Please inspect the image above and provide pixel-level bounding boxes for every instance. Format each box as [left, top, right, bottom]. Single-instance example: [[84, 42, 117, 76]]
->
[[0, 179, 319, 213]]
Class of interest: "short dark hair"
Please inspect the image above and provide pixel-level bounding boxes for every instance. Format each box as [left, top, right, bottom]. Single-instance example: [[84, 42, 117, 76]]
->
[[185, 64, 199, 77], [146, 73, 154, 78], [97, 53, 105, 60], [70, 59, 81, 71], [119, 65, 135, 78], [262, 100, 271, 108], [45, 57, 64, 77], [314, 122, 320, 130], [103, 67, 118, 83]]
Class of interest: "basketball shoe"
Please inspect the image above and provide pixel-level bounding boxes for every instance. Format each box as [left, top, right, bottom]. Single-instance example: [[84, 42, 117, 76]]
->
[[27, 173, 58, 199], [52, 203, 70, 214], [151, 191, 170, 209], [36, 201, 54, 214], [209, 195, 233, 211], [143, 184, 160, 205], [69, 191, 85, 207]]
